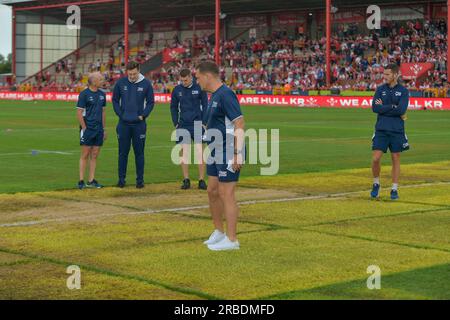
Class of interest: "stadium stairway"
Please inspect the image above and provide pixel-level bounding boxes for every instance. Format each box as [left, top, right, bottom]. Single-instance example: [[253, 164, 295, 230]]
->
[[22, 34, 125, 86]]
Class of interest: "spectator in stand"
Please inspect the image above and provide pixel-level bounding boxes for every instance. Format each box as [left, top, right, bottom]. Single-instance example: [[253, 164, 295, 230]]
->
[[95, 59, 101, 72]]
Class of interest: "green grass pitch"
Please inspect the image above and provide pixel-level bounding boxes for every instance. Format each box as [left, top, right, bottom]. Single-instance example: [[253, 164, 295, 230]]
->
[[0, 100, 449, 299]]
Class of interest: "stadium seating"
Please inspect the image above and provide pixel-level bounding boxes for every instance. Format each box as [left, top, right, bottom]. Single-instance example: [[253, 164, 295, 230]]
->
[[148, 19, 448, 93], [15, 18, 448, 94]]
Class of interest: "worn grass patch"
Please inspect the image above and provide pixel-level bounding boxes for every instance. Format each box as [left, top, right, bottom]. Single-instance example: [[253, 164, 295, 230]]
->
[[0, 261, 198, 300]]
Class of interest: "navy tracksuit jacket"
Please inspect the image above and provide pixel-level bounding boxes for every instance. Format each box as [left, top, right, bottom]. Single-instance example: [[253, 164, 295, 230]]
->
[[112, 74, 155, 184], [170, 80, 208, 128], [372, 83, 409, 133]]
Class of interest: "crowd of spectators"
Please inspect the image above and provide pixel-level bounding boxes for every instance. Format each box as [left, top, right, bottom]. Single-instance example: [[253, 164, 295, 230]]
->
[[150, 19, 448, 93], [8, 18, 448, 94]]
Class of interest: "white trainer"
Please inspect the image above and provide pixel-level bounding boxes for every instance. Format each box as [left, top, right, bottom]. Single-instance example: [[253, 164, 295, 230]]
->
[[203, 229, 226, 245], [207, 236, 240, 251]]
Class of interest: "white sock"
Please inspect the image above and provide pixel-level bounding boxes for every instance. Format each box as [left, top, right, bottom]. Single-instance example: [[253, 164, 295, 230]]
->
[[392, 183, 398, 191], [373, 177, 380, 185]]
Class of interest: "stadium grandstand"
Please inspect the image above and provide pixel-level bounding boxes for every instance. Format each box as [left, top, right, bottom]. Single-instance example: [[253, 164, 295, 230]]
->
[[1, 0, 449, 97]]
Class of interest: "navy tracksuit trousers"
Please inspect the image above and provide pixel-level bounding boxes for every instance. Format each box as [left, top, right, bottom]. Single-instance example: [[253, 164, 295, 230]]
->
[[116, 120, 147, 184]]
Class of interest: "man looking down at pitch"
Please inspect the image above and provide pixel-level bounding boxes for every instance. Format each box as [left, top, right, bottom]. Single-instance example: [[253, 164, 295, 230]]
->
[[170, 68, 209, 190], [76, 72, 107, 189], [113, 61, 155, 189], [195, 61, 245, 251]]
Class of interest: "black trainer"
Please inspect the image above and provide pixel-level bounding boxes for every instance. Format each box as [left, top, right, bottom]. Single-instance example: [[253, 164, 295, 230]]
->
[[78, 180, 86, 190], [181, 178, 191, 190], [87, 179, 103, 188], [198, 179, 207, 190], [136, 182, 145, 189], [117, 180, 125, 188]]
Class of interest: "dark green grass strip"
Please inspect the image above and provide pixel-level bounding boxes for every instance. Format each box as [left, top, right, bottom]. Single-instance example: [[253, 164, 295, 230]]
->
[[36, 194, 142, 211], [0, 246, 224, 300], [299, 206, 450, 228], [377, 199, 450, 208], [0, 259, 33, 268], [299, 228, 450, 254]]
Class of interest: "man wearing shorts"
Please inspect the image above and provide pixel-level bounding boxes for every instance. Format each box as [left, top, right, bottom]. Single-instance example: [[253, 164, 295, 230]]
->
[[76, 72, 107, 189], [170, 68, 209, 190], [195, 61, 246, 251], [371, 64, 410, 200]]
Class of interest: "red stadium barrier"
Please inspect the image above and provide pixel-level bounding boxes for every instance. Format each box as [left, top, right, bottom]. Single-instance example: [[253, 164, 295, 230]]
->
[[1, 91, 450, 110]]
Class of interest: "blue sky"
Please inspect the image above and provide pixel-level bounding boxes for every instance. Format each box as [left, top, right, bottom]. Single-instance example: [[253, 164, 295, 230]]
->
[[0, 4, 12, 58]]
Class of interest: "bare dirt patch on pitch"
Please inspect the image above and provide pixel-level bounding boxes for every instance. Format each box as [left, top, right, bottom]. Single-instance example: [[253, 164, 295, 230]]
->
[[0, 194, 135, 225], [0, 184, 298, 226], [36, 184, 299, 212]]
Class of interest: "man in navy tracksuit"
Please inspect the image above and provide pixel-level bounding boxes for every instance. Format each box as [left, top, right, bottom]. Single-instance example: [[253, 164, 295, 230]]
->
[[113, 61, 155, 188], [371, 64, 410, 200], [170, 68, 209, 190]]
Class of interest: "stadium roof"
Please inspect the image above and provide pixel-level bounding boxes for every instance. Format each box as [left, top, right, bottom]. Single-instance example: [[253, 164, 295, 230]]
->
[[3, 0, 445, 29], [1, 0, 35, 4]]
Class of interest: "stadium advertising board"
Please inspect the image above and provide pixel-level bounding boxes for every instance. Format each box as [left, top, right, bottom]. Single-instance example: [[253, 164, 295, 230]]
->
[[275, 13, 306, 25], [149, 19, 178, 32], [382, 6, 424, 21], [332, 10, 365, 23], [1, 92, 449, 110], [187, 17, 214, 30], [232, 15, 267, 27]]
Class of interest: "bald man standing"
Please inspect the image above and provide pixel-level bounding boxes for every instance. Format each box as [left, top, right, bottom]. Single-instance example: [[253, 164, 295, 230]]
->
[[76, 72, 107, 189]]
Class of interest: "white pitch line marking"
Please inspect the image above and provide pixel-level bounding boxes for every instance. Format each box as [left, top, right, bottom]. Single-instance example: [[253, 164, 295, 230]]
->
[[33, 150, 73, 155]]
